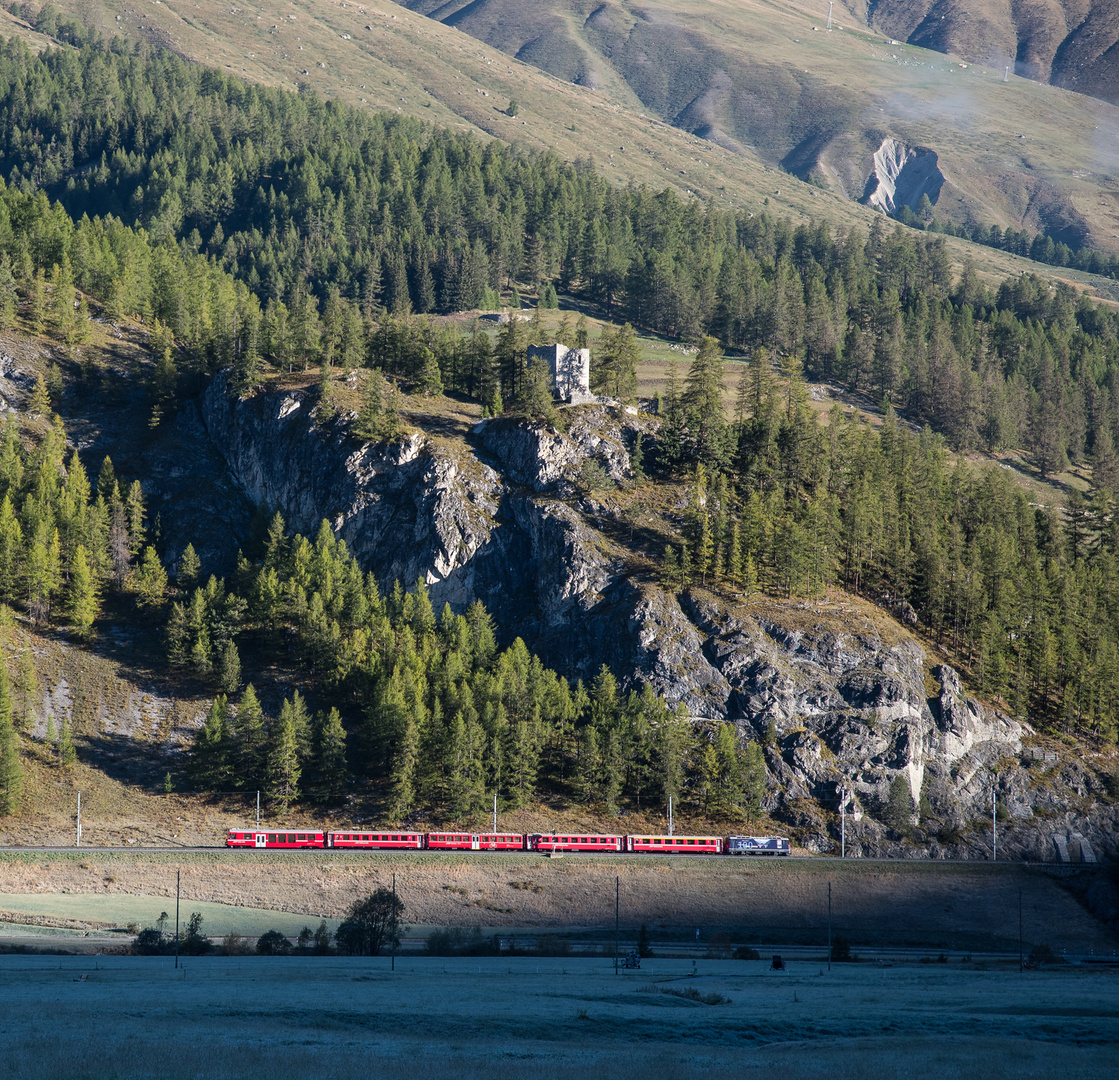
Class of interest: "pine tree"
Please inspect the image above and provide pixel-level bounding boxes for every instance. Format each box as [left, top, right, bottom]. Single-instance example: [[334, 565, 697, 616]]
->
[[279, 691, 313, 761], [135, 546, 168, 608], [234, 684, 266, 788], [415, 348, 443, 396], [697, 512, 714, 586], [0, 495, 24, 604], [57, 718, 75, 770], [125, 481, 146, 556], [267, 704, 301, 811], [741, 741, 766, 822], [29, 372, 50, 417], [630, 433, 646, 486], [685, 336, 729, 468], [149, 346, 177, 428], [387, 709, 419, 819], [0, 658, 22, 815], [355, 370, 385, 440], [660, 545, 680, 591], [575, 724, 600, 803], [311, 707, 349, 803], [728, 521, 744, 591], [66, 544, 98, 638], [192, 695, 230, 790], [177, 544, 201, 591], [217, 639, 241, 694]]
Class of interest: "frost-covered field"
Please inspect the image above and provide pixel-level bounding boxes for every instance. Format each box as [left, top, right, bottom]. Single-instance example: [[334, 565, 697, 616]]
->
[[0, 956, 1114, 1079]]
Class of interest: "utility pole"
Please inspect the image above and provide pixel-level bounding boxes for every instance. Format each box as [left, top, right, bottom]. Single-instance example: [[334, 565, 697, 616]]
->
[[175, 870, 180, 970], [493, 792, 497, 835], [992, 789, 997, 861], [256, 790, 260, 831], [826, 1, 833, 30], [391, 873, 396, 972], [827, 882, 832, 971], [615, 876, 620, 975], [668, 796, 673, 837], [76, 791, 81, 848]]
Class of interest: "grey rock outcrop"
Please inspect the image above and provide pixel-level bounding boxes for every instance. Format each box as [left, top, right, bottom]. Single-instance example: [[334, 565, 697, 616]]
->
[[862, 137, 944, 215]]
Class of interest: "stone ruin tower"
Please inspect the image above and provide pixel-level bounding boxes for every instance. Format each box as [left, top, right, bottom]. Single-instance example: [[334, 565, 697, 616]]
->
[[527, 342, 592, 403]]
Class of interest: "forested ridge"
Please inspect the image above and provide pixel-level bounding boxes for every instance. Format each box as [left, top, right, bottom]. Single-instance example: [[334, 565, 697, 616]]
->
[[0, 31, 1116, 831]]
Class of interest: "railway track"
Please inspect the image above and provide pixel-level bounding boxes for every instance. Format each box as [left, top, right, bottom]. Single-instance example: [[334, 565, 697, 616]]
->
[[0, 846, 1038, 864]]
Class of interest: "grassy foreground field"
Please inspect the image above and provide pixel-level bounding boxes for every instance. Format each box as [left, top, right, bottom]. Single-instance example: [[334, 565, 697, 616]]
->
[[0, 852, 1114, 956], [0, 955, 1114, 1079]]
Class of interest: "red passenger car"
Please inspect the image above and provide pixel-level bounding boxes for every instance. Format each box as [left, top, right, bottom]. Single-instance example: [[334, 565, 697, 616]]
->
[[425, 833, 526, 850], [625, 835, 722, 854], [327, 831, 424, 849], [426, 832, 480, 850], [226, 830, 324, 848], [476, 833, 524, 850], [527, 833, 623, 853]]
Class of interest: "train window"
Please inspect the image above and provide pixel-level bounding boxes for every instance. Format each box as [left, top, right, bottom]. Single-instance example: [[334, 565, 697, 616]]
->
[[297, 834, 305, 842], [268, 834, 277, 843]]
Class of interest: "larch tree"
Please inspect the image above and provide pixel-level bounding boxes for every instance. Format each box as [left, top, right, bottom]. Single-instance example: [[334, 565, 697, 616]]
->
[[267, 705, 301, 811], [0, 658, 22, 815], [311, 706, 349, 803], [66, 544, 99, 638], [234, 684, 266, 788]]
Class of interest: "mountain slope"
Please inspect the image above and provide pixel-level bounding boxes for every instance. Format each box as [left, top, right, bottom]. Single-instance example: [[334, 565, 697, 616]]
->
[[399, 0, 1119, 254], [859, 0, 1119, 106]]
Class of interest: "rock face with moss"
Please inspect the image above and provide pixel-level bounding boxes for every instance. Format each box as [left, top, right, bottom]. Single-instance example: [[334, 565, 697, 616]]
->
[[202, 378, 1117, 862]]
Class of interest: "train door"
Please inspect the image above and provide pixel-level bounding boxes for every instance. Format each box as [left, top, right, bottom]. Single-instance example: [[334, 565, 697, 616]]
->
[[254, 833, 267, 848], [471, 836, 480, 850]]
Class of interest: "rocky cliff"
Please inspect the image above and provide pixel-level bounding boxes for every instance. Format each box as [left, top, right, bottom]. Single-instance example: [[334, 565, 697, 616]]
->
[[201, 376, 1118, 862]]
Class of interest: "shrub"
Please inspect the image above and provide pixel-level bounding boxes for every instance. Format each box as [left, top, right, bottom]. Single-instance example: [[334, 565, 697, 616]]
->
[[576, 459, 613, 492], [534, 934, 571, 956], [704, 933, 733, 959], [256, 929, 292, 955], [334, 888, 405, 955], [733, 945, 760, 960], [883, 776, 915, 835], [130, 928, 167, 955], [221, 932, 252, 956], [831, 936, 854, 962], [425, 927, 500, 956], [180, 912, 211, 956], [1028, 944, 1062, 965]]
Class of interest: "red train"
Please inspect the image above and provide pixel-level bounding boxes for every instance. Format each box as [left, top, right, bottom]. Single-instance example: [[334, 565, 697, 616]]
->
[[225, 829, 789, 855]]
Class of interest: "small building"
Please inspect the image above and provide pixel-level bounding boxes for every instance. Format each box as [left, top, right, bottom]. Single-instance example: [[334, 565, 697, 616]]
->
[[527, 342, 592, 403]]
